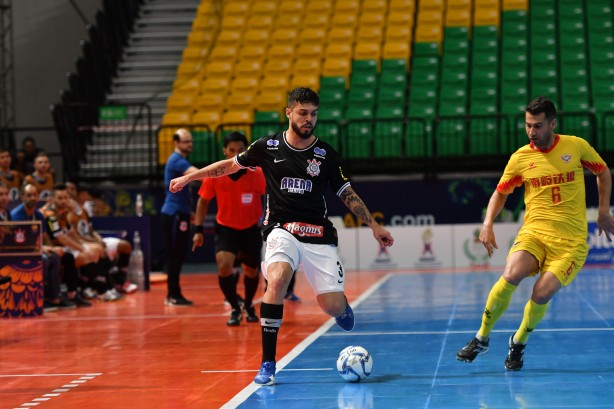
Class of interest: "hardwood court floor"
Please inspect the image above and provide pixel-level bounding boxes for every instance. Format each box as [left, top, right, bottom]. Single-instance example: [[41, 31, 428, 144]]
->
[[0, 269, 387, 408]]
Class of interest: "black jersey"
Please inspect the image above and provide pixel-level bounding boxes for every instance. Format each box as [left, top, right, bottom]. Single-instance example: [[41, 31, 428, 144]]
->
[[235, 131, 351, 245]]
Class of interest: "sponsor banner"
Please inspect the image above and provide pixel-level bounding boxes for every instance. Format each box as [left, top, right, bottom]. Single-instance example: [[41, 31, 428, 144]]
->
[[452, 223, 520, 269], [586, 222, 614, 265], [0, 221, 42, 255]]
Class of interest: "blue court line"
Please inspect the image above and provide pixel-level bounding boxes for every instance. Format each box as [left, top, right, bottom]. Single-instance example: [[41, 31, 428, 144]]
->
[[220, 273, 394, 409]]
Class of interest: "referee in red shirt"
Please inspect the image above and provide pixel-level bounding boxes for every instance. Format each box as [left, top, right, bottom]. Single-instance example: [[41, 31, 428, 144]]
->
[[192, 132, 266, 326]]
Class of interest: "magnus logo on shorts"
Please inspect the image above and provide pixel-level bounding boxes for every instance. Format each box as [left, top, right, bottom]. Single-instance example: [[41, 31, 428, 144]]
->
[[283, 222, 324, 237], [281, 177, 312, 193]]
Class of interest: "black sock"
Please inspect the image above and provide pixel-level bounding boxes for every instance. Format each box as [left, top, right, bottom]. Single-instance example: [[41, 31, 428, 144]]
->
[[243, 274, 259, 307], [260, 302, 283, 362], [117, 253, 130, 273], [219, 275, 240, 310]]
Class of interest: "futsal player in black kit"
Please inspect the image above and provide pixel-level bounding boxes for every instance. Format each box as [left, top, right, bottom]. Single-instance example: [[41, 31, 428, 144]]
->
[[169, 87, 394, 386]]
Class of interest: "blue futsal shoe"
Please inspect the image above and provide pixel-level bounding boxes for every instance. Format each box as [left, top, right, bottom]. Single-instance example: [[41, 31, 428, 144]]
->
[[254, 361, 276, 386], [335, 303, 355, 331]]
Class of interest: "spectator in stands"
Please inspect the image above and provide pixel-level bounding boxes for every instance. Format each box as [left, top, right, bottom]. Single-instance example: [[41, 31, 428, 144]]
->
[[65, 181, 137, 294], [456, 97, 614, 371], [161, 128, 199, 306], [192, 132, 265, 326], [41, 183, 120, 302], [0, 182, 12, 285], [0, 148, 22, 203], [14, 136, 40, 175], [11, 183, 91, 307], [23, 153, 55, 202]]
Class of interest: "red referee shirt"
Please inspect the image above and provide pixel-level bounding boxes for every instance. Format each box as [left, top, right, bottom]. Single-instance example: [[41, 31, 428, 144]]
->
[[197, 168, 266, 230]]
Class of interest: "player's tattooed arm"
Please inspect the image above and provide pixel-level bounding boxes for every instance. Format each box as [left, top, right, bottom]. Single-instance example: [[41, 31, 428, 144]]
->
[[340, 187, 374, 226], [206, 163, 229, 177]]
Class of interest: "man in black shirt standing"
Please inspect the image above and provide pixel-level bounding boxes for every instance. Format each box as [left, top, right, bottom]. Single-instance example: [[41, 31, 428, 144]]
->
[[169, 88, 394, 386]]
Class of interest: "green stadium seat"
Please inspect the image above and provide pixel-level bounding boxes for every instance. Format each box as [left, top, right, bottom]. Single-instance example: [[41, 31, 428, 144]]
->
[[318, 104, 344, 121], [413, 42, 439, 57], [375, 105, 403, 119], [374, 120, 403, 157], [320, 76, 346, 90], [350, 71, 378, 89], [192, 131, 219, 164], [380, 71, 407, 89], [436, 119, 466, 156], [347, 87, 376, 107], [352, 59, 378, 75], [405, 119, 432, 157], [320, 88, 346, 105], [381, 59, 407, 75], [316, 121, 342, 151], [346, 106, 374, 120], [377, 87, 406, 107], [442, 37, 469, 56], [346, 122, 372, 158], [469, 119, 499, 154], [444, 26, 469, 40]]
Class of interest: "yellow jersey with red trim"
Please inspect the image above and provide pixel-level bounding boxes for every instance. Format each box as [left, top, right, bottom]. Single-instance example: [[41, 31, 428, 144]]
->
[[497, 134, 607, 239]]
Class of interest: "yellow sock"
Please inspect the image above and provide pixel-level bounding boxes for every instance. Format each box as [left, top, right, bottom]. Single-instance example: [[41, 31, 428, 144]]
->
[[515, 299, 549, 344], [477, 277, 517, 339]]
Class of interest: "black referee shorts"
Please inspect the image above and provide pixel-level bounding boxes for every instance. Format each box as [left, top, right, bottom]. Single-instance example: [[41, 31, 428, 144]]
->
[[214, 223, 263, 269]]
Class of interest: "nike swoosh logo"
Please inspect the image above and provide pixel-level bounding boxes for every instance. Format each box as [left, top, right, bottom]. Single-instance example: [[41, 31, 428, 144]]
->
[[264, 320, 276, 324], [338, 280, 343, 284], [273, 159, 286, 163]]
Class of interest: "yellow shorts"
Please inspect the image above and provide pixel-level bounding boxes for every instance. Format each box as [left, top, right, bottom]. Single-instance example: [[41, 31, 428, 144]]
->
[[508, 231, 588, 286]]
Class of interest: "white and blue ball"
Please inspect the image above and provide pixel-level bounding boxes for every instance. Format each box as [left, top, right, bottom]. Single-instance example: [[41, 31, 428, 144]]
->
[[336, 346, 372, 382]]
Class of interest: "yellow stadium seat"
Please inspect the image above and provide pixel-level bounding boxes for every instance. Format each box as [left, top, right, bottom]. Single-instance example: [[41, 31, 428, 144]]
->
[[196, 94, 226, 112], [173, 77, 200, 93], [354, 42, 382, 61], [415, 24, 443, 43], [363, 0, 387, 13], [222, 110, 254, 125], [419, 0, 443, 11], [328, 27, 355, 44], [204, 61, 235, 81], [322, 58, 351, 80], [386, 25, 412, 43], [331, 13, 357, 29], [296, 44, 324, 60], [359, 11, 386, 28], [294, 59, 321, 76], [447, 0, 471, 10], [181, 46, 208, 63], [325, 43, 353, 60], [192, 110, 222, 130], [260, 76, 290, 94], [291, 74, 320, 91], [302, 13, 330, 29], [279, 1, 305, 15], [383, 41, 411, 61], [418, 10, 443, 26], [221, 15, 247, 31], [209, 46, 239, 62], [224, 1, 250, 16], [255, 92, 287, 113], [299, 28, 326, 43], [307, 0, 332, 14], [445, 8, 471, 27], [231, 77, 260, 96], [167, 94, 196, 112], [387, 11, 414, 27], [158, 127, 175, 164], [176, 61, 203, 80], [334, 0, 360, 14], [217, 30, 242, 47], [226, 93, 256, 111], [357, 26, 384, 44], [201, 77, 231, 95], [246, 14, 274, 30], [187, 30, 215, 48], [240, 44, 268, 61], [252, 1, 278, 15], [193, 15, 218, 32], [268, 44, 296, 60], [475, 0, 499, 7], [389, 0, 416, 13], [503, 0, 527, 10], [162, 111, 192, 125], [263, 59, 292, 77], [277, 14, 302, 29], [197, 2, 218, 16], [474, 8, 500, 26], [235, 59, 263, 78], [271, 29, 299, 45], [243, 29, 270, 46]]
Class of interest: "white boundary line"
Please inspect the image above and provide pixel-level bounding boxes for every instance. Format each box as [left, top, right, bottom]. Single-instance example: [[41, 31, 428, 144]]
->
[[219, 273, 394, 409], [0, 373, 101, 378], [319, 327, 614, 336], [12, 373, 102, 409]]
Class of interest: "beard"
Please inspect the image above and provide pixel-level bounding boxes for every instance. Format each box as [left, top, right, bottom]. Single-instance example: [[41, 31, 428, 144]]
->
[[291, 121, 315, 139]]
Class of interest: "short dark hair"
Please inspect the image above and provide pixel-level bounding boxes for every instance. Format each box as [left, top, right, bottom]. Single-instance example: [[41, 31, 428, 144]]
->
[[288, 87, 319, 108], [53, 183, 67, 192], [525, 97, 557, 122], [223, 131, 248, 147], [0, 147, 10, 155]]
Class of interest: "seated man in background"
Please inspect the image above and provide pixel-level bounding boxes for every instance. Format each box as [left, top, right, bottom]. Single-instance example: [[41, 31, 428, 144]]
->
[[10, 184, 90, 308], [23, 152, 54, 202], [0, 148, 22, 203], [65, 181, 136, 294], [41, 183, 121, 302], [0, 182, 13, 285]]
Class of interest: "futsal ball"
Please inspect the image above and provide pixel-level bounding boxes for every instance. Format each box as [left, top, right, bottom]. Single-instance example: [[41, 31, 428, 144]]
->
[[336, 346, 372, 382]]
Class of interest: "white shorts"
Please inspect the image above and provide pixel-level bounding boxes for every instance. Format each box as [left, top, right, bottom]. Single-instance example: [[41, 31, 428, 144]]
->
[[103, 237, 120, 260], [263, 227, 345, 295]]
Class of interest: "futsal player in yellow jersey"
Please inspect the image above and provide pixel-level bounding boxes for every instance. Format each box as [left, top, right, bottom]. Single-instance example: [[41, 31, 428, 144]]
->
[[457, 96, 614, 370]]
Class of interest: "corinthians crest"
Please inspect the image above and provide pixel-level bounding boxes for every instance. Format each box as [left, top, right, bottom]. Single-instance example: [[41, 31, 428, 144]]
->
[[306, 159, 321, 177]]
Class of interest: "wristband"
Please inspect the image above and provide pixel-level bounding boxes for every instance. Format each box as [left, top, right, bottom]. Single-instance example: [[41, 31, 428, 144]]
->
[[194, 225, 204, 234]]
